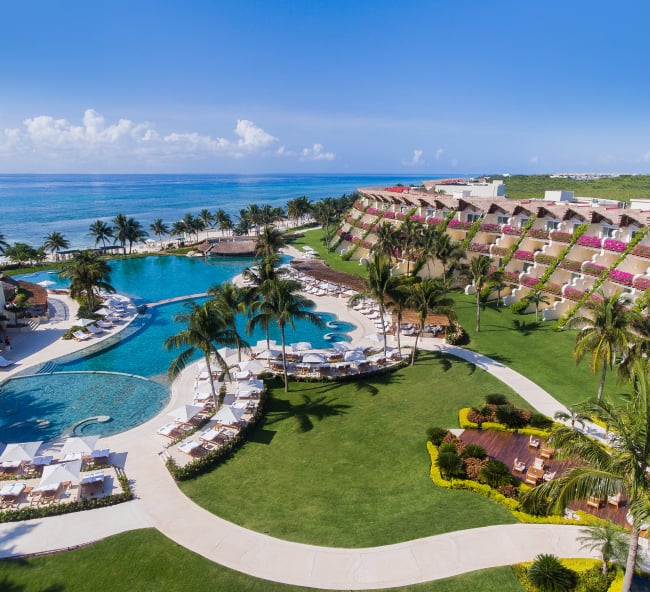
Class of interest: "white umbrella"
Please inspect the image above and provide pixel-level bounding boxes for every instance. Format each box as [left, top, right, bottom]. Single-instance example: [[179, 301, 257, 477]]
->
[[302, 352, 326, 363], [256, 348, 281, 360], [213, 406, 245, 425], [60, 436, 99, 456], [216, 347, 238, 361], [291, 342, 312, 352], [38, 459, 82, 489], [344, 350, 366, 362], [167, 404, 204, 423], [238, 359, 265, 374], [37, 280, 56, 287], [256, 339, 277, 349], [0, 356, 14, 368], [95, 308, 111, 316], [0, 441, 43, 463], [196, 381, 219, 395], [332, 342, 353, 353], [78, 318, 96, 327]]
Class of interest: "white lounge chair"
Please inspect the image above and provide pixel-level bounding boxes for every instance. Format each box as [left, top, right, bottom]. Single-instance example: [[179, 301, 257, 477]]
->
[[86, 325, 103, 334], [72, 330, 91, 341]]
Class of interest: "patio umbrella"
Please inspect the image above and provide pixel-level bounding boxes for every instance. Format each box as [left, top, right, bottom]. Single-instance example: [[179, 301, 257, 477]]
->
[[255, 339, 277, 349], [0, 356, 14, 368], [0, 441, 43, 463], [291, 342, 312, 352], [238, 359, 265, 374], [213, 405, 245, 425], [344, 350, 366, 362], [38, 459, 82, 489], [216, 347, 238, 361], [332, 342, 352, 353], [196, 381, 220, 395], [302, 352, 326, 364], [78, 318, 96, 327], [94, 308, 111, 316], [255, 348, 281, 360], [60, 436, 99, 456], [37, 280, 56, 287], [167, 404, 204, 423]]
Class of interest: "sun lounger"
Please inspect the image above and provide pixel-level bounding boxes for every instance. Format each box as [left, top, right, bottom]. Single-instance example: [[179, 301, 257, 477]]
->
[[0, 482, 26, 508], [86, 325, 103, 334], [72, 330, 91, 341], [96, 319, 113, 328], [512, 457, 526, 474], [178, 440, 203, 455], [0, 356, 15, 368], [80, 470, 105, 485]]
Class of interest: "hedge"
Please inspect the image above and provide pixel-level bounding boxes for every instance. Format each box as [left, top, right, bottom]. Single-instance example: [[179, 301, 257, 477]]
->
[[458, 409, 552, 438]]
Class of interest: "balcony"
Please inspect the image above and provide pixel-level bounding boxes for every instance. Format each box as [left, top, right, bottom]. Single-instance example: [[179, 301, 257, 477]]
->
[[559, 259, 582, 272], [527, 228, 550, 240], [608, 269, 634, 288], [502, 225, 523, 236], [534, 253, 557, 266], [582, 262, 607, 277], [602, 238, 628, 253], [513, 250, 535, 262], [479, 222, 502, 234], [549, 231, 573, 243], [576, 235, 603, 249], [468, 242, 491, 254]]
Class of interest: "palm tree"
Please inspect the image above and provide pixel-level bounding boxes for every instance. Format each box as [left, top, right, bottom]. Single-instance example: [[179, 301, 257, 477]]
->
[[59, 250, 114, 311], [0, 232, 8, 254], [112, 213, 130, 255], [415, 224, 439, 278], [42, 231, 70, 262], [164, 301, 236, 409], [431, 231, 465, 293], [88, 220, 114, 249], [286, 198, 302, 226], [529, 290, 550, 323], [553, 406, 589, 430], [208, 282, 251, 363], [527, 554, 577, 592], [577, 522, 629, 576], [312, 198, 339, 251], [403, 278, 453, 365], [249, 278, 324, 392], [566, 290, 637, 403], [398, 217, 420, 275], [149, 219, 170, 249], [372, 222, 398, 263], [214, 209, 232, 237], [349, 253, 393, 357], [246, 204, 263, 235], [385, 277, 410, 357], [124, 218, 148, 254], [254, 225, 285, 260], [521, 359, 650, 592], [243, 255, 284, 348], [199, 209, 214, 236], [469, 255, 496, 332], [490, 277, 507, 307]]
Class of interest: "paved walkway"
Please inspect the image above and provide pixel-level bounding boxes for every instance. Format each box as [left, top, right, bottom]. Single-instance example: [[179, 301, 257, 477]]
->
[[0, 282, 622, 588]]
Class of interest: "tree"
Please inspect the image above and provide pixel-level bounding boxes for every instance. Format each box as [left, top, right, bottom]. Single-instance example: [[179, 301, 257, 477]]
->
[[553, 406, 590, 430], [372, 222, 398, 263], [431, 231, 465, 293], [248, 278, 323, 392], [312, 198, 339, 251], [385, 277, 410, 357], [208, 282, 251, 363], [59, 250, 114, 311], [4, 242, 40, 266], [529, 290, 550, 323], [124, 218, 148, 254], [88, 220, 114, 249], [254, 225, 285, 260], [527, 554, 577, 592], [415, 224, 439, 277], [397, 217, 420, 275], [112, 213, 130, 255], [521, 359, 650, 592], [469, 255, 496, 332], [214, 209, 232, 237], [565, 290, 637, 403], [42, 231, 70, 262], [164, 301, 236, 409], [403, 278, 453, 365], [149, 219, 170, 249], [199, 209, 214, 236], [577, 522, 629, 576], [0, 232, 8, 254]]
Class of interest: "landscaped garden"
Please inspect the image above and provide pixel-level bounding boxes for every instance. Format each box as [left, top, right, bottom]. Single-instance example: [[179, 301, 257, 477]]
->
[[179, 352, 529, 547]]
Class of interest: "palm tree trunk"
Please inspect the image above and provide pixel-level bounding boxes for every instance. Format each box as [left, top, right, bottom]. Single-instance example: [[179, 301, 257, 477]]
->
[[622, 528, 640, 592], [597, 356, 607, 403], [380, 306, 388, 358], [411, 331, 419, 366], [280, 324, 289, 392], [396, 313, 402, 357], [476, 290, 481, 332], [442, 266, 447, 294], [204, 354, 219, 409], [535, 303, 539, 323]]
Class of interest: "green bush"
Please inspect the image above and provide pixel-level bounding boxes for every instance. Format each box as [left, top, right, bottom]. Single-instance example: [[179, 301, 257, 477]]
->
[[435, 450, 465, 480], [495, 404, 527, 429], [529, 412, 554, 430], [527, 554, 577, 592], [478, 459, 512, 489], [461, 443, 487, 460], [426, 426, 449, 446], [62, 325, 84, 340], [438, 441, 458, 454], [574, 565, 614, 592], [485, 393, 509, 405]]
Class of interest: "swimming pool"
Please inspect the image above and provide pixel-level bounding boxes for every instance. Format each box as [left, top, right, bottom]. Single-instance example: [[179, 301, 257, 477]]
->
[[0, 256, 356, 441]]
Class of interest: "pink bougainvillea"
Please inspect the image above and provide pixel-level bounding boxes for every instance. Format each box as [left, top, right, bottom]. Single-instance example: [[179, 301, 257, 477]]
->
[[426, 217, 444, 226], [577, 235, 602, 248], [527, 228, 549, 240], [479, 223, 501, 233], [633, 277, 650, 291], [513, 250, 535, 262], [382, 211, 395, 220], [632, 244, 650, 259], [563, 287, 586, 301], [582, 262, 607, 276], [468, 242, 491, 253], [608, 269, 634, 286], [502, 225, 522, 236], [603, 238, 627, 253], [448, 219, 473, 230]]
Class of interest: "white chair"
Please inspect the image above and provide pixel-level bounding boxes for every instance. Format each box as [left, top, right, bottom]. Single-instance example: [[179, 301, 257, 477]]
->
[[533, 457, 545, 470]]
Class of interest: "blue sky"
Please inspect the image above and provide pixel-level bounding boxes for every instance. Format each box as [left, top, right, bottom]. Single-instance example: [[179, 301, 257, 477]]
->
[[1, 0, 649, 174]]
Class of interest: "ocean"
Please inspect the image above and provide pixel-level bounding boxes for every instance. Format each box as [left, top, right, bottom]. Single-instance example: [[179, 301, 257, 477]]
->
[[0, 173, 444, 249]]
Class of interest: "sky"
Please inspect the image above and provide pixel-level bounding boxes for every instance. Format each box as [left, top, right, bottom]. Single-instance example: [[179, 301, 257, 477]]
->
[[1, 0, 649, 174]]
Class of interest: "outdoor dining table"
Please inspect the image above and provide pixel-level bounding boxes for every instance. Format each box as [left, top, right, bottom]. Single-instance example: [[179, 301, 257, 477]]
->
[[525, 467, 545, 486]]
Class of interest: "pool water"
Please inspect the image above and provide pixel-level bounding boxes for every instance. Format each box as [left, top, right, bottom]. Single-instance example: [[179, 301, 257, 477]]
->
[[1, 256, 356, 441]]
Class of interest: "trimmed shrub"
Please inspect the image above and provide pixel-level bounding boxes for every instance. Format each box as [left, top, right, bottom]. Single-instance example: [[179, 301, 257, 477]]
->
[[426, 426, 449, 446], [458, 408, 479, 429], [461, 443, 487, 460], [463, 457, 487, 480], [438, 441, 458, 454], [435, 451, 465, 480], [574, 565, 614, 592], [478, 459, 512, 488], [497, 483, 519, 499], [485, 393, 509, 405], [527, 554, 578, 592], [529, 412, 554, 430], [495, 404, 527, 429]]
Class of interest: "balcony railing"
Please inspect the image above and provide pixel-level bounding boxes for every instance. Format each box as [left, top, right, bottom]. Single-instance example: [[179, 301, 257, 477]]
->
[[550, 231, 573, 243], [513, 249, 535, 262], [577, 235, 603, 249], [527, 228, 550, 240], [602, 238, 627, 253]]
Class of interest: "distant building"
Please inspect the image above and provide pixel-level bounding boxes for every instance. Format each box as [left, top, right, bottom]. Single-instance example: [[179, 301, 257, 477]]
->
[[422, 178, 505, 199]]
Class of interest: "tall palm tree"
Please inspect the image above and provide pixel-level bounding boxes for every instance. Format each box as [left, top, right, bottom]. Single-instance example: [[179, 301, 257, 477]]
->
[[164, 301, 236, 409], [312, 198, 339, 251], [88, 220, 114, 249], [469, 255, 496, 332], [415, 224, 439, 278], [246, 204, 263, 235], [398, 217, 420, 275], [431, 231, 465, 293], [42, 231, 70, 262], [208, 282, 251, 363], [577, 522, 629, 576], [149, 219, 170, 249], [372, 221, 398, 263], [214, 209, 232, 237], [59, 250, 114, 311], [199, 209, 214, 236], [243, 255, 284, 348], [286, 198, 302, 226], [529, 290, 550, 323], [403, 278, 453, 365], [112, 213, 130, 255], [566, 290, 637, 402], [385, 277, 410, 357], [0, 232, 8, 254], [553, 406, 589, 430], [124, 218, 148, 254], [254, 225, 285, 260], [522, 359, 650, 592], [349, 253, 394, 357], [249, 278, 324, 392]]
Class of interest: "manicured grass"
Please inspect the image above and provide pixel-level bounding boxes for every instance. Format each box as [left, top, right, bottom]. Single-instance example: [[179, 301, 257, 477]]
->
[[181, 352, 524, 547], [289, 228, 368, 278], [451, 293, 627, 407], [0, 528, 525, 592]]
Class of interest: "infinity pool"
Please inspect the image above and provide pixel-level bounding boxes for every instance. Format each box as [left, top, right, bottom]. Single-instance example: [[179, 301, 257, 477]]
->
[[0, 256, 356, 442]]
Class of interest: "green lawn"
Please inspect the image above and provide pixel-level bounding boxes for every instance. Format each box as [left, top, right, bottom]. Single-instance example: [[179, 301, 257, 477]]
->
[[181, 352, 524, 547], [0, 528, 525, 592], [451, 293, 627, 407]]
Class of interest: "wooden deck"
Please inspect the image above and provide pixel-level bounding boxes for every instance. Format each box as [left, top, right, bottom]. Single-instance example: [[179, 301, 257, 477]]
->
[[459, 429, 630, 527]]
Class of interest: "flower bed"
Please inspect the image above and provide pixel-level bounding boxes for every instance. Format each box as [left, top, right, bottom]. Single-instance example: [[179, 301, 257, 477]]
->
[[527, 228, 549, 240], [543, 282, 562, 296], [468, 242, 491, 254], [549, 231, 572, 243], [582, 261, 606, 276], [519, 275, 539, 288], [563, 287, 586, 301], [365, 207, 379, 216], [632, 244, 650, 259], [559, 259, 582, 272], [491, 246, 510, 257], [502, 225, 522, 236], [577, 235, 602, 248], [633, 276, 650, 291], [503, 270, 521, 283], [603, 238, 627, 252], [534, 253, 557, 265], [361, 240, 373, 249], [479, 222, 501, 234], [608, 268, 634, 286], [426, 217, 444, 226], [382, 210, 395, 220], [513, 249, 535, 262], [448, 219, 473, 230], [410, 214, 424, 223]]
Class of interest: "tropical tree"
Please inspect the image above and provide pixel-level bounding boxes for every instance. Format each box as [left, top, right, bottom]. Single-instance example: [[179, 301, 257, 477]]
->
[[254, 225, 285, 260], [4, 242, 40, 266], [59, 250, 114, 311], [149, 219, 170, 249], [469, 255, 497, 332], [199, 209, 214, 235], [248, 278, 324, 392], [385, 277, 410, 357], [0, 232, 8, 254], [312, 198, 339, 251], [529, 290, 550, 323], [372, 222, 398, 263], [521, 359, 650, 592], [245, 204, 263, 234], [397, 217, 420, 275], [403, 278, 453, 365], [164, 301, 236, 409], [553, 406, 589, 430], [566, 290, 637, 403], [214, 209, 232, 237], [348, 253, 393, 357], [42, 231, 70, 262], [171, 220, 188, 242], [577, 522, 629, 576], [124, 218, 148, 254], [208, 282, 251, 363], [431, 231, 465, 293], [415, 224, 439, 277], [88, 220, 114, 249], [527, 554, 577, 592]]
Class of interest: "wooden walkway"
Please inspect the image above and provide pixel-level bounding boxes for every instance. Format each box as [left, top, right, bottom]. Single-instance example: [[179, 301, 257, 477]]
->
[[460, 429, 629, 527], [147, 293, 208, 307]]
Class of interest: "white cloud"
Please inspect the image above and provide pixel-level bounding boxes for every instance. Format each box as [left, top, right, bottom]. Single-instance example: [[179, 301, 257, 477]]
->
[[529, 155, 539, 164], [234, 119, 277, 149], [435, 148, 444, 160], [403, 149, 424, 166], [300, 143, 335, 161]]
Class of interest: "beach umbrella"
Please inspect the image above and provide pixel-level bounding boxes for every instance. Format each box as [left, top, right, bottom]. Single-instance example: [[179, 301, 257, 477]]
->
[[95, 308, 111, 316], [78, 318, 96, 327], [255, 339, 277, 349], [332, 342, 353, 353], [167, 404, 204, 423], [37, 280, 56, 288], [302, 352, 326, 364], [344, 350, 366, 362], [38, 459, 82, 489], [213, 405, 245, 425], [216, 347, 238, 361], [0, 441, 43, 463], [60, 436, 99, 456], [238, 359, 265, 375], [255, 348, 281, 360], [196, 381, 220, 395], [291, 342, 312, 352]]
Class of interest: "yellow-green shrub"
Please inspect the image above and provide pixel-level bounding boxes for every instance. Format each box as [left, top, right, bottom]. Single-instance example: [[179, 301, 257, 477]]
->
[[459, 408, 478, 429]]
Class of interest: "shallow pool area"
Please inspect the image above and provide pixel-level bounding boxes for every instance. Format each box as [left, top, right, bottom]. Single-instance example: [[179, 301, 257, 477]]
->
[[1, 255, 357, 442]]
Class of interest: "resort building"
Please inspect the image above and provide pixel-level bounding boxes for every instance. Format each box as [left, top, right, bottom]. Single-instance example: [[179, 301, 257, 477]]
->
[[335, 179, 650, 320]]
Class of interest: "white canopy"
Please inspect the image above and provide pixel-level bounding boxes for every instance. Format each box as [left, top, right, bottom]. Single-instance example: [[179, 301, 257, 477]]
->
[[39, 459, 82, 488], [0, 441, 43, 463], [78, 318, 97, 327], [0, 356, 14, 368], [94, 307, 111, 316], [255, 348, 281, 360], [168, 404, 204, 423], [332, 342, 353, 353], [60, 436, 99, 456], [195, 381, 219, 395], [213, 406, 245, 425], [291, 342, 312, 352], [255, 339, 277, 349], [344, 350, 366, 362], [216, 347, 238, 361], [302, 352, 326, 363], [238, 359, 265, 375]]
